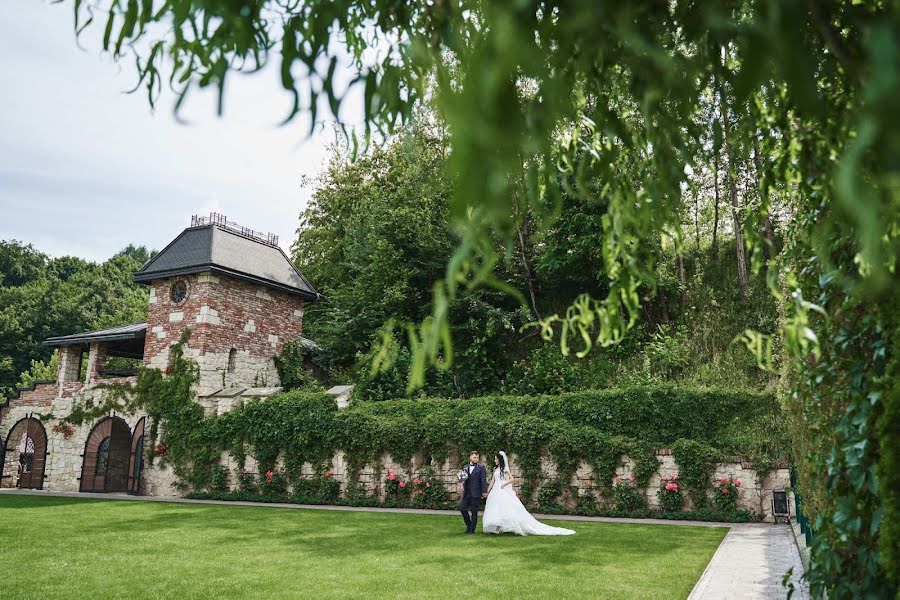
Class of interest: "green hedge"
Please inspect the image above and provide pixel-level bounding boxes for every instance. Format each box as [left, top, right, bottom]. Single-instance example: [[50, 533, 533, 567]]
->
[[66, 345, 784, 507], [194, 385, 785, 505]]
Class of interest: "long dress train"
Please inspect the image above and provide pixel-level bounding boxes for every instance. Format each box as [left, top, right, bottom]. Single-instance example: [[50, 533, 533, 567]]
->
[[481, 467, 575, 536]]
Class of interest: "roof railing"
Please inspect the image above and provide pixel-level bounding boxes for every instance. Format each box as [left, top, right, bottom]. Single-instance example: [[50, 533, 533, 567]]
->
[[191, 212, 279, 247]]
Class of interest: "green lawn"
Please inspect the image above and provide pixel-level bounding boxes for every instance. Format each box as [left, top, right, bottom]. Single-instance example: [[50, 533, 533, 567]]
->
[[0, 495, 725, 599]]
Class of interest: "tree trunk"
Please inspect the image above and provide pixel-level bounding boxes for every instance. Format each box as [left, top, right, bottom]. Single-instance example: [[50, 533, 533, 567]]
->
[[712, 150, 720, 259], [512, 185, 541, 320], [694, 192, 701, 250], [728, 170, 749, 298], [720, 94, 749, 298], [752, 134, 775, 266], [516, 221, 541, 320]]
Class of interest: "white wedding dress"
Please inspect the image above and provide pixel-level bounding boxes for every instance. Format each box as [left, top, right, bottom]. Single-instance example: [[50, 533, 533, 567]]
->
[[481, 467, 575, 536]]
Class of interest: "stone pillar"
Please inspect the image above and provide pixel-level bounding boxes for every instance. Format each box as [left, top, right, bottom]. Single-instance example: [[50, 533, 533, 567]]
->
[[56, 346, 83, 396], [85, 343, 108, 384]]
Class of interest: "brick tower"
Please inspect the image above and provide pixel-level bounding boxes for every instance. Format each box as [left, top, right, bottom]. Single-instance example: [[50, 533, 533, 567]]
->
[[133, 214, 319, 392]]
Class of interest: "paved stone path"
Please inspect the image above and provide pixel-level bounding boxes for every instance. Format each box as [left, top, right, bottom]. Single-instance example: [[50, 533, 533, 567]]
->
[[1, 489, 809, 598], [688, 523, 810, 599]]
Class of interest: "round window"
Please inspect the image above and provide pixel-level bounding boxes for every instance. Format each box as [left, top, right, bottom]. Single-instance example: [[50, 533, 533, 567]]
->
[[170, 280, 188, 304]]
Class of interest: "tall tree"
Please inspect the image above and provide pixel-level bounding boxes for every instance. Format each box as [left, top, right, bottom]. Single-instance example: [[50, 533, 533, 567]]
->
[[718, 79, 749, 298], [0, 242, 150, 395]]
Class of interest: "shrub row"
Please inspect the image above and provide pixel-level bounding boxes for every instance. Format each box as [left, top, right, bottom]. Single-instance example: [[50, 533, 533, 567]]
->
[[166, 385, 784, 512], [182, 489, 760, 523]]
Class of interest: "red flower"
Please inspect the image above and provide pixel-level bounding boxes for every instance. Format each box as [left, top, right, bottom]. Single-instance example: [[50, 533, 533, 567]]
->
[[665, 482, 679, 492], [722, 487, 729, 495], [399, 481, 407, 488], [735, 479, 741, 487], [326, 470, 334, 478], [153, 442, 167, 457]]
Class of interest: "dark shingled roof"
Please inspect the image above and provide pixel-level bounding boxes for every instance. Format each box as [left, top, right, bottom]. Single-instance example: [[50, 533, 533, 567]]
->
[[133, 224, 319, 300], [44, 322, 147, 347], [44, 321, 321, 351]]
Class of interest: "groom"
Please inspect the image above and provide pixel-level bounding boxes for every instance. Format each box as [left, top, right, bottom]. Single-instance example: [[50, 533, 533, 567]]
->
[[460, 451, 488, 534]]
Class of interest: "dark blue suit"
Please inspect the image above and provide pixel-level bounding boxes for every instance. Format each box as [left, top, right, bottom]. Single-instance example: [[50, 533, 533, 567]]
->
[[460, 463, 488, 533]]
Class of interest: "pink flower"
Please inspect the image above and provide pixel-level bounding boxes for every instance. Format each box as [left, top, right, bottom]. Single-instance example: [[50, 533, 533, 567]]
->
[[628, 476, 635, 483], [735, 480, 741, 487], [413, 479, 421, 485], [614, 476, 621, 482], [722, 488, 729, 495], [326, 470, 334, 477], [665, 482, 679, 492], [265, 470, 274, 483], [387, 468, 395, 474], [417, 490, 423, 495], [399, 481, 407, 488], [426, 483, 431, 487], [387, 474, 396, 481]]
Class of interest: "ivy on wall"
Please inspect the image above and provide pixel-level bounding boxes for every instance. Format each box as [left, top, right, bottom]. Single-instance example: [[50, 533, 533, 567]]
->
[[64, 331, 788, 507], [64, 336, 786, 505]]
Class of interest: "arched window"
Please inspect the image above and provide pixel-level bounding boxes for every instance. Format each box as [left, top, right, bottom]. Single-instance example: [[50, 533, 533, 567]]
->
[[18, 436, 35, 474], [227, 348, 237, 373], [95, 437, 111, 475]]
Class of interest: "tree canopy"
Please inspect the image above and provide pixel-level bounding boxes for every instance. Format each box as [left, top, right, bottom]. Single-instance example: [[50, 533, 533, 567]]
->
[[0, 241, 152, 396]]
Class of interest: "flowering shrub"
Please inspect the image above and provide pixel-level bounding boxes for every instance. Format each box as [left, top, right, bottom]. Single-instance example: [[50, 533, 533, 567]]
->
[[292, 465, 340, 503], [612, 475, 645, 512], [410, 468, 449, 507], [259, 470, 288, 497], [384, 468, 409, 504], [657, 475, 684, 512], [52, 423, 75, 439], [713, 476, 741, 512]]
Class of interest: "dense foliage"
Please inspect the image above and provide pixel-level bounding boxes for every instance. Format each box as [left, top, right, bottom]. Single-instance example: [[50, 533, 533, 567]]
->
[[56, 0, 900, 594], [296, 119, 776, 398], [0, 241, 152, 396], [66, 337, 784, 513]]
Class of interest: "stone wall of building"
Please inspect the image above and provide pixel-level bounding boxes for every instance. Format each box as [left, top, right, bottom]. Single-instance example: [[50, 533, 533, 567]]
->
[[144, 272, 305, 393], [0, 379, 180, 496]]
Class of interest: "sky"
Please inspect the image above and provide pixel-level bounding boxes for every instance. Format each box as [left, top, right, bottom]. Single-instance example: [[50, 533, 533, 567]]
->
[[0, 1, 361, 261]]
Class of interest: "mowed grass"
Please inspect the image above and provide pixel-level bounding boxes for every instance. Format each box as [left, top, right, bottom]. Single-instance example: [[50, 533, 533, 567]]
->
[[0, 495, 725, 599]]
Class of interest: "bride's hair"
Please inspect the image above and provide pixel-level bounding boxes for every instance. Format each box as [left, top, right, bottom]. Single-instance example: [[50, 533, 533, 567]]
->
[[495, 452, 506, 478]]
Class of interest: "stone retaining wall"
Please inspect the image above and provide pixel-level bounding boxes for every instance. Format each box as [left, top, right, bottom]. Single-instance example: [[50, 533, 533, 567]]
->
[[2, 385, 791, 521], [228, 448, 791, 522]]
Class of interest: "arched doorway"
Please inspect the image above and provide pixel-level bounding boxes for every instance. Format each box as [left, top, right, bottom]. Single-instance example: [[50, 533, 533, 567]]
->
[[80, 416, 141, 493], [126, 417, 145, 495], [1, 417, 48, 489]]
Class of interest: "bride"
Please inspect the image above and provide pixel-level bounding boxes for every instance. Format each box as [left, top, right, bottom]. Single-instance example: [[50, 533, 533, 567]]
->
[[482, 451, 575, 536]]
